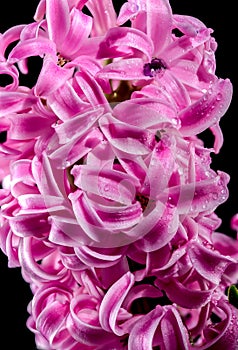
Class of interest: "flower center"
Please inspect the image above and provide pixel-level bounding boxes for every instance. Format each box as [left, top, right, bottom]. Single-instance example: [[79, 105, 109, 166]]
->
[[105, 80, 140, 103], [143, 57, 167, 77], [57, 52, 70, 67], [136, 193, 149, 211]]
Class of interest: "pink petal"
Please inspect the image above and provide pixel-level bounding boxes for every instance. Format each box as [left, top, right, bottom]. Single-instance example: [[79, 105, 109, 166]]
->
[[0, 62, 19, 90], [86, 0, 117, 36], [48, 128, 103, 168], [0, 25, 25, 59], [179, 78, 233, 136], [19, 237, 65, 281], [162, 28, 211, 64], [71, 165, 137, 205], [45, 0, 70, 50], [97, 57, 147, 81], [67, 294, 116, 345], [34, 0, 46, 21], [210, 123, 224, 154], [74, 70, 111, 112], [74, 246, 125, 268], [146, 0, 173, 56], [202, 300, 238, 350], [97, 27, 154, 60], [99, 114, 156, 155], [62, 9, 92, 58], [47, 82, 89, 121], [8, 37, 56, 63], [99, 271, 134, 336], [36, 301, 69, 344], [136, 205, 179, 252], [69, 190, 140, 247], [35, 55, 74, 97], [161, 279, 212, 309], [188, 240, 235, 285], [128, 305, 164, 349], [173, 14, 207, 37], [0, 91, 37, 117], [160, 306, 190, 349], [113, 98, 177, 128], [158, 70, 191, 110], [169, 170, 230, 216], [54, 107, 103, 144], [8, 113, 53, 139], [48, 215, 92, 246], [117, 2, 142, 26]]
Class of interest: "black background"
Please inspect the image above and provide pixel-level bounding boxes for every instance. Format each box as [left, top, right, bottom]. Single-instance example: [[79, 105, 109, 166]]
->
[[0, 1, 236, 348]]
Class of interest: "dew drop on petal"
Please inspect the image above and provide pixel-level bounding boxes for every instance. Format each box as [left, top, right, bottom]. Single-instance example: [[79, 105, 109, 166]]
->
[[104, 184, 110, 192]]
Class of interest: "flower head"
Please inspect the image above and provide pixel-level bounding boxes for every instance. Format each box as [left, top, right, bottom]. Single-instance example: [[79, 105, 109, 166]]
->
[[0, 1, 236, 349]]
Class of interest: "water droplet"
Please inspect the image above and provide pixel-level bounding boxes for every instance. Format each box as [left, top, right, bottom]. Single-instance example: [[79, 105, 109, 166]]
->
[[139, 135, 147, 144], [212, 193, 218, 200], [104, 184, 110, 192], [130, 3, 139, 12], [202, 240, 214, 250], [171, 117, 179, 126], [63, 160, 71, 168]]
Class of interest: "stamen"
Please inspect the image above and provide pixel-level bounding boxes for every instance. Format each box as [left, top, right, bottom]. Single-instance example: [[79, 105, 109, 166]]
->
[[57, 52, 70, 67], [143, 57, 167, 77]]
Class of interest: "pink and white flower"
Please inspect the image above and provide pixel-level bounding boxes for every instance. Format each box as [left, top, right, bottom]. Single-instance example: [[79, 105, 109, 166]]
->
[[0, 0, 236, 349]]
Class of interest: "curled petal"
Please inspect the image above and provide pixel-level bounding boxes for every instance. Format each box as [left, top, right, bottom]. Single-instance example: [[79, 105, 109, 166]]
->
[[179, 78, 233, 136], [201, 300, 238, 350], [36, 300, 69, 346], [162, 28, 212, 64], [8, 37, 56, 63], [136, 205, 179, 252], [128, 305, 165, 349], [48, 128, 103, 168], [188, 240, 235, 285], [74, 246, 126, 268], [173, 14, 207, 37], [161, 279, 213, 309], [117, 1, 143, 26], [159, 306, 190, 349], [18, 238, 65, 282], [99, 271, 134, 336], [69, 190, 140, 247], [0, 25, 25, 58], [97, 27, 154, 60], [210, 123, 224, 154], [0, 62, 19, 90], [170, 171, 230, 216], [67, 294, 116, 346]]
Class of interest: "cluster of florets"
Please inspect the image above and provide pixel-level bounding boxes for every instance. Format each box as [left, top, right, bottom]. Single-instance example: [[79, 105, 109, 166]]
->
[[0, 0, 237, 349]]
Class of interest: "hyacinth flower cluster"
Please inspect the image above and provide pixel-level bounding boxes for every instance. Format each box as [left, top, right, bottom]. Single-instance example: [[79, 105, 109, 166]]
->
[[0, 0, 237, 348]]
